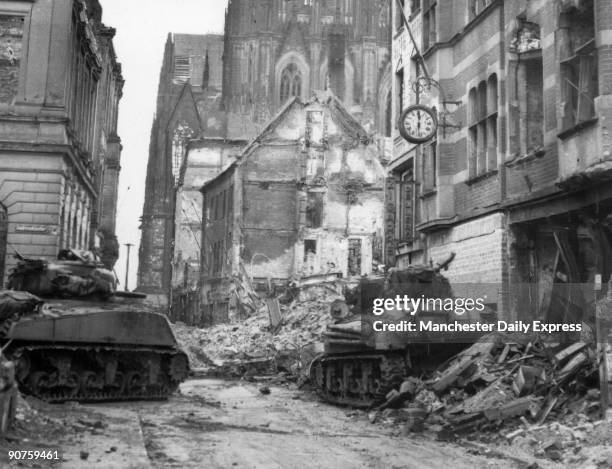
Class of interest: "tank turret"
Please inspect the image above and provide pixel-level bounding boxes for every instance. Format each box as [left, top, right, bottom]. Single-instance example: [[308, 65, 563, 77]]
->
[[0, 251, 190, 403]]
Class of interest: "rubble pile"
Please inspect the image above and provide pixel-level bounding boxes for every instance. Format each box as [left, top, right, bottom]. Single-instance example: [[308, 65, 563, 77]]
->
[[173, 281, 345, 378], [373, 333, 600, 443]]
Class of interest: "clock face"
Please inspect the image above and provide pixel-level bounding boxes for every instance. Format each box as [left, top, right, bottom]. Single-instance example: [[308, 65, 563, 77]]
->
[[398, 104, 438, 143]]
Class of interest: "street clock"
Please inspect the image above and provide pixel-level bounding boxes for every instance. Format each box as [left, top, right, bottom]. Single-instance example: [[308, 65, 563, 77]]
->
[[398, 104, 438, 144]]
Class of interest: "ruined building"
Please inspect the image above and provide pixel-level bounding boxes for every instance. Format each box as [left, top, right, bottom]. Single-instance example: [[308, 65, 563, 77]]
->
[[199, 95, 386, 324], [138, 0, 392, 311], [388, 0, 612, 321], [0, 0, 123, 284]]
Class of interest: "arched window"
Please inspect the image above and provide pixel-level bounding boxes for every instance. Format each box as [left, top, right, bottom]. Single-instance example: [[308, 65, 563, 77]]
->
[[280, 63, 302, 103]]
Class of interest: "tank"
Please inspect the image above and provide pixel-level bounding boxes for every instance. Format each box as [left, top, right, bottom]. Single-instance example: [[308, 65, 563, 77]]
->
[[309, 255, 488, 407], [1, 250, 190, 402]]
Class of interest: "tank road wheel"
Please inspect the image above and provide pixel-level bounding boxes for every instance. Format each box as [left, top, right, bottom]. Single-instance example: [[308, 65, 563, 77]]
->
[[109, 371, 125, 398], [28, 371, 51, 397], [126, 371, 144, 395], [64, 372, 80, 400], [80, 372, 103, 397]]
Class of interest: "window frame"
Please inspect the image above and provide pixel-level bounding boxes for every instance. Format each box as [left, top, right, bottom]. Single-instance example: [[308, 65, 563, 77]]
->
[[468, 74, 498, 178], [422, 0, 437, 51]]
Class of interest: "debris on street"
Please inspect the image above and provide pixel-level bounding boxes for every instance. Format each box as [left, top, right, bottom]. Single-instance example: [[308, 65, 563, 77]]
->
[[173, 278, 349, 379], [362, 331, 608, 465]]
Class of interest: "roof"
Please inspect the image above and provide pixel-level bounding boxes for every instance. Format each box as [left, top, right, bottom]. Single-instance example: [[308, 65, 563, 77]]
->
[[240, 91, 371, 156], [198, 90, 373, 195], [199, 161, 238, 194]]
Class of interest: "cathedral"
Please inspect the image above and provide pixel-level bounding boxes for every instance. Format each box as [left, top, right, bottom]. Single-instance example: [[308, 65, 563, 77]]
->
[[222, 0, 392, 133], [137, 0, 391, 301]]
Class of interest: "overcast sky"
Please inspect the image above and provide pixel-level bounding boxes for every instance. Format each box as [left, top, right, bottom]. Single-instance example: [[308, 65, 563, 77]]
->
[[99, 0, 227, 290]]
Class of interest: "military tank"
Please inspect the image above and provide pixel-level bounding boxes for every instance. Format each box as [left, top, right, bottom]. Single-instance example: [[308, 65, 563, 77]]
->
[[1, 250, 190, 403], [309, 255, 489, 407]]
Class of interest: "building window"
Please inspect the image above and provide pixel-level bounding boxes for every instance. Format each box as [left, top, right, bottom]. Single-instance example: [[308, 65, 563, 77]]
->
[[468, 0, 492, 21], [171, 123, 194, 186], [306, 192, 324, 228], [560, 1, 597, 131], [422, 139, 437, 190], [0, 16, 24, 105], [348, 239, 362, 276], [396, 166, 415, 243], [173, 56, 191, 84], [468, 74, 498, 177], [306, 151, 325, 178], [306, 110, 324, 145], [508, 20, 543, 156], [280, 63, 302, 103], [422, 0, 436, 50]]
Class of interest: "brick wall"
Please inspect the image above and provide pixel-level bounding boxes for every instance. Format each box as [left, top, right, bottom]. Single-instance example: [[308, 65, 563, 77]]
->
[[427, 213, 506, 312]]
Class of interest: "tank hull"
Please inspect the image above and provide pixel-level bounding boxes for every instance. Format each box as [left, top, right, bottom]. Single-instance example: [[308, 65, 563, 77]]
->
[[3, 309, 190, 402]]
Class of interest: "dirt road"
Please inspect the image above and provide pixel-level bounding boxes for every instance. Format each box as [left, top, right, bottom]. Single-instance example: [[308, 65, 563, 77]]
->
[[3, 379, 538, 468]]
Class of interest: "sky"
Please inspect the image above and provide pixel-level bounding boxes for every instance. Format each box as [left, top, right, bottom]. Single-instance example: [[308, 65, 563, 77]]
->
[[99, 0, 228, 290]]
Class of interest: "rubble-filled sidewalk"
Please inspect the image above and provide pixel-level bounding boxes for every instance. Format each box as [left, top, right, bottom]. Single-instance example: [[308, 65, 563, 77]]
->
[[173, 281, 346, 380], [368, 331, 610, 466]]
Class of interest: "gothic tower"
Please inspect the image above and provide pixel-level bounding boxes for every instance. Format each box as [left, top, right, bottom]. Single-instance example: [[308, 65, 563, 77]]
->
[[221, 0, 392, 133]]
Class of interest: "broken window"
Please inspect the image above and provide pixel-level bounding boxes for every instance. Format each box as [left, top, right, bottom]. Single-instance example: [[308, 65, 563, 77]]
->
[[422, 139, 437, 190], [306, 151, 325, 178], [468, 74, 498, 177], [171, 123, 194, 186], [306, 192, 324, 228], [303, 239, 317, 274], [0, 16, 24, 105], [304, 240, 317, 261], [422, 0, 436, 50], [348, 239, 362, 276], [559, 0, 597, 131], [306, 111, 324, 145], [280, 63, 302, 103], [519, 57, 544, 155]]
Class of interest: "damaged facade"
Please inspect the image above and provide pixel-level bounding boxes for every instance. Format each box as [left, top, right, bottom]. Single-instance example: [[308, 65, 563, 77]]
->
[[0, 0, 123, 285], [199, 95, 386, 323], [139, 0, 393, 317], [389, 0, 612, 321]]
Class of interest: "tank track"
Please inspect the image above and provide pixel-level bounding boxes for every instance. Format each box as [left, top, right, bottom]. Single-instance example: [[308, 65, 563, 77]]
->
[[309, 352, 408, 408], [9, 344, 189, 403]]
